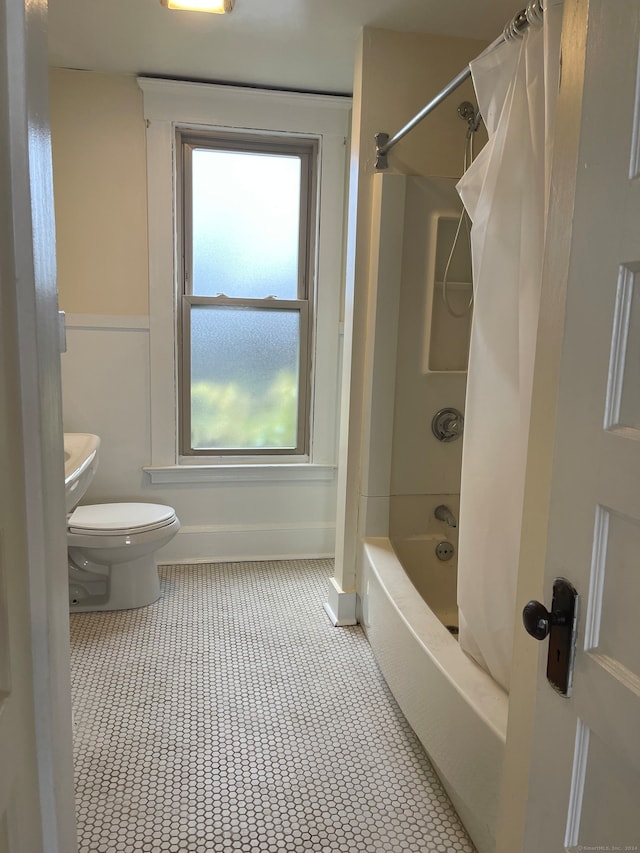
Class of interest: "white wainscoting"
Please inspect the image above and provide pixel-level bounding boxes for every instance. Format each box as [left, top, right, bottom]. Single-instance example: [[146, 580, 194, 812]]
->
[[161, 522, 336, 564], [61, 315, 338, 563]]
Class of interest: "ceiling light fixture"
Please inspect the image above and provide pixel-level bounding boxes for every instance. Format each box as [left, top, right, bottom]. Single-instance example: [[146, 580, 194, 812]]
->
[[160, 0, 234, 13]]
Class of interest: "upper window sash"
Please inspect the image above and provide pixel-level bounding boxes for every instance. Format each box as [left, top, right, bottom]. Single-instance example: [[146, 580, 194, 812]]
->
[[179, 132, 317, 303]]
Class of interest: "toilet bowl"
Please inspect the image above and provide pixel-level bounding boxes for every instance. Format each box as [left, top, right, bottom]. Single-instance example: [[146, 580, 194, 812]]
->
[[68, 502, 180, 612]]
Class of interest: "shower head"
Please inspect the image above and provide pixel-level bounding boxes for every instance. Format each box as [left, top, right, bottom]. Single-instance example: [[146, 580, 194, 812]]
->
[[458, 100, 482, 134], [469, 109, 483, 133]]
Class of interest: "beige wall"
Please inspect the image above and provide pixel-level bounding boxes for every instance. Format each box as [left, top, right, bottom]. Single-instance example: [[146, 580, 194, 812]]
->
[[50, 70, 148, 316], [357, 28, 486, 178], [53, 68, 340, 563]]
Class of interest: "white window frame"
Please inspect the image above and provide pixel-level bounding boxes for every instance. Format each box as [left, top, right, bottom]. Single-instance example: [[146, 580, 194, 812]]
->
[[139, 78, 350, 483], [179, 131, 316, 458]]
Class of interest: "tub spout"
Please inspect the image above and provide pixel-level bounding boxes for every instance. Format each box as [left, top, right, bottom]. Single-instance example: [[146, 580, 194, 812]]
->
[[434, 505, 457, 528]]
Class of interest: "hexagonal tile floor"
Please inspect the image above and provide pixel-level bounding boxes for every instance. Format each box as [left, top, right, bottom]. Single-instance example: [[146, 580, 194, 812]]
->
[[69, 559, 476, 852]]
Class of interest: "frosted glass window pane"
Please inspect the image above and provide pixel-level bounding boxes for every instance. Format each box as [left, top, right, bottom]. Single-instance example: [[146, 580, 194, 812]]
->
[[191, 148, 301, 299], [190, 306, 300, 450]]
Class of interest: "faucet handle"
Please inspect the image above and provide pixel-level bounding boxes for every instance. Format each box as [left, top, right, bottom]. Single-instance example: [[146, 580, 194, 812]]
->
[[432, 408, 464, 442], [434, 504, 458, 528]]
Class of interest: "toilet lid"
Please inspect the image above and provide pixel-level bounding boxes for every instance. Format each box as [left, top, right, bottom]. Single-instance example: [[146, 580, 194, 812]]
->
[[68, 502, 176, 535]]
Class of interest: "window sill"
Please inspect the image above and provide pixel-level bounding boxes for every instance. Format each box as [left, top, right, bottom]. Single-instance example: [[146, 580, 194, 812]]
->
[[143, 463, 337, 484]]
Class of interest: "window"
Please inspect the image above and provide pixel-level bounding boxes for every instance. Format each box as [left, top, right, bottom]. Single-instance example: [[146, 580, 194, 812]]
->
[[179, 134, 317, 456], [139, 78, 350, 481]]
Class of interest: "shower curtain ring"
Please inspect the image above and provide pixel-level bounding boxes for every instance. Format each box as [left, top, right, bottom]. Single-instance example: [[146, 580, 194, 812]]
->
[[504, 9, 526, 42], [525, 0, 544, 26]]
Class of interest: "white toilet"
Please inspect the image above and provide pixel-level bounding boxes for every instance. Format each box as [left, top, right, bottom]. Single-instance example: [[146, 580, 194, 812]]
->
[[64, 433, 180, 612], [68, 502, 180, 612]]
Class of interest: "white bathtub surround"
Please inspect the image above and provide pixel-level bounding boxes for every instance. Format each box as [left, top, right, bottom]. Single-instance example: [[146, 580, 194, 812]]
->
[[455, 2, 563, 691], [361, 539, 507, 853], [390, 493, 461, 627], [70, 558, 476, 853], [391, 533, 458, 628], [338, 171, 504, 850]]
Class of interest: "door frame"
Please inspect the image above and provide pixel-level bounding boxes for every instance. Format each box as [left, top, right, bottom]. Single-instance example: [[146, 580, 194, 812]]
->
[[1, 0, 77, 848]]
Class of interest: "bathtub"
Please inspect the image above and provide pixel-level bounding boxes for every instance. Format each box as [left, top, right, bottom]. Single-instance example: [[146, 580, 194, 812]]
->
[[360, 536, 508, 853]]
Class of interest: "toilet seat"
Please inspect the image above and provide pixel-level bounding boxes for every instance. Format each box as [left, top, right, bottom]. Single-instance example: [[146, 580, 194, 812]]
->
[[68, 502, 177, 536]]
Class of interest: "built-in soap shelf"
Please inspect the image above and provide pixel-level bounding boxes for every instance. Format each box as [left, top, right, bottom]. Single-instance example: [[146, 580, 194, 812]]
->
[[424, 214, 473, 373]]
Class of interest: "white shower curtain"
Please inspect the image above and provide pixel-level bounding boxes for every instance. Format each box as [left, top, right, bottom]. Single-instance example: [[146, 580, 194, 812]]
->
[[456, 2, 563, 692]]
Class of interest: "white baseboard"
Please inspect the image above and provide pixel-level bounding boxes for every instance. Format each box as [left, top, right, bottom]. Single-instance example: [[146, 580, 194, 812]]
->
[[323, 576, 358, 626], [157, 522, 335, 564]]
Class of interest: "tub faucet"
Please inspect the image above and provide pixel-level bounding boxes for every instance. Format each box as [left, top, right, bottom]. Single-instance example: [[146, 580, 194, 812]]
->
[[434, 505, 457, 528]]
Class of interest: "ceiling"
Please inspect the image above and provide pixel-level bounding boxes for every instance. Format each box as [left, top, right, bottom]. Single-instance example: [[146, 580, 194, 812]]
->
[[48, 0, 524, 94]]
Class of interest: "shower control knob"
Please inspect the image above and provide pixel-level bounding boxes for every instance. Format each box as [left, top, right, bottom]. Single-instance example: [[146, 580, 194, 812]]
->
[[431, 408, 464, 442], [522, 599, 567, 640]]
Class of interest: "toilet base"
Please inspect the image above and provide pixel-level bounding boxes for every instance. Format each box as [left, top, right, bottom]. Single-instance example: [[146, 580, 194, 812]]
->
[[69, 552, 161, 612]]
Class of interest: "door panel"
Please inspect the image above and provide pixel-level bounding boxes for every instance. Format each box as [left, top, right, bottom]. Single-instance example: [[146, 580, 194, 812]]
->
[[523, 1, 640, 850]]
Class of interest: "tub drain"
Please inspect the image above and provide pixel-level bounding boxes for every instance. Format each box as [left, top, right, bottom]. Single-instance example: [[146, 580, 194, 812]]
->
[[435, 540, 455, 561]]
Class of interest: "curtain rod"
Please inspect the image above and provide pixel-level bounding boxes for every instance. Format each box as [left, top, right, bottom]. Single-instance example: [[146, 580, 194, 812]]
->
[[374, 1, 544, 170]]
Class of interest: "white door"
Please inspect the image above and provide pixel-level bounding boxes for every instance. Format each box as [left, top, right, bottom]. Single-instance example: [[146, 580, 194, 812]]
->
[[522, 0, 640, 850], [0, 0, 77, 851]]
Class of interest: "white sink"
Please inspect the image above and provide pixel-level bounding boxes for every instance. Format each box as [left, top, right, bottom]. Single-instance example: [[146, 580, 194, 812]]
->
[[64, 433, 100, 512]]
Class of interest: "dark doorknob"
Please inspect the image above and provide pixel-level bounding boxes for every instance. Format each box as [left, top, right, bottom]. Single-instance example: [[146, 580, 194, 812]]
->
[[522, 599, 560, 639], [521, 579, 578, 697]]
